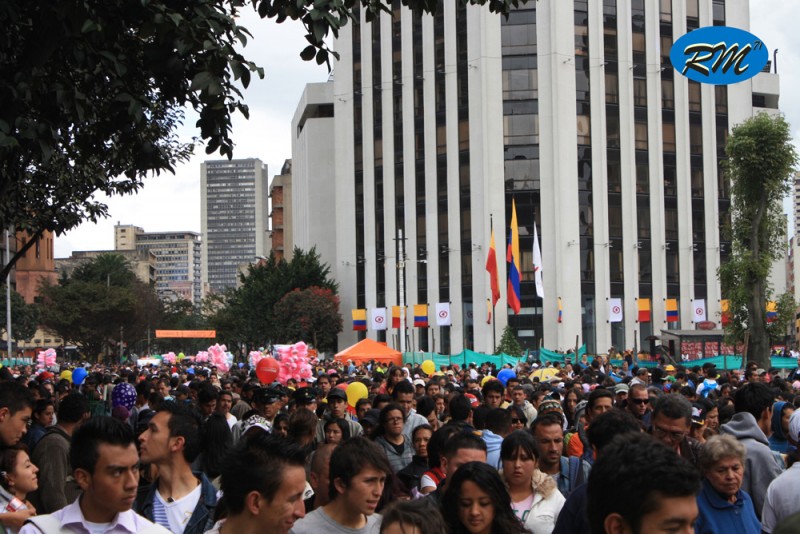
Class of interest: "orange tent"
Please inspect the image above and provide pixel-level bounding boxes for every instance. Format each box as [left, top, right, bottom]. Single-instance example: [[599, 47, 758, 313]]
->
[[335, 338, 402, 366]]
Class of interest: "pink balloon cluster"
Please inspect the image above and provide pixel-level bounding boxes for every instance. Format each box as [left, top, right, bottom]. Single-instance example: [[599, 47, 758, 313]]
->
[[249, 351, 265, 367], [162, 352, 176, 365], [276, 342, 313, 383], [36, 348, 56, 370], [208, 344, 232, 373], [194, 351, 209, 363]]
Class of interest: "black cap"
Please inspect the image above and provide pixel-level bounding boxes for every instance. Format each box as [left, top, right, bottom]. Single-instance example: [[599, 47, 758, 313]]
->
[[327, 388, 347, 401], [255, 388, 281, 405], [293, 387, 318, 405], [360, 408, 380, 427]]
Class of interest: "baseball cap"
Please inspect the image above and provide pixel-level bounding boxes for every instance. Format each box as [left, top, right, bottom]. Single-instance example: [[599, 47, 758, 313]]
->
[[327, 388, 347, 401], [614, 384, 630, 395], [664, 365, 676, 372], [464, 393, 480, 408], [691, 405, 706, 426], [413, 379, 426, 388], [360, 408, 381, 427]]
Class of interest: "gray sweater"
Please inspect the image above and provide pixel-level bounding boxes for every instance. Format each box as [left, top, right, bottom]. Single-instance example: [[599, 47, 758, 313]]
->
[[290, 507, 381, 534]]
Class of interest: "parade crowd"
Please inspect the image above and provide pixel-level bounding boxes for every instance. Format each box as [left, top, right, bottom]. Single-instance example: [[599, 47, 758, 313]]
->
[[0, 352, 799, 533]]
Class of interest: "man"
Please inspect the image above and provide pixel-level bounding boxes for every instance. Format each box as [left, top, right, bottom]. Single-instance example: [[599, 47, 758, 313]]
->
[[391, 380, 427, 438], [566, 388, 614, 461], [413, 379, 426, 397], [586, 433, 701, 534], [481, 380, 505, 409], [444, 394, 474, 431], [21, 416, 169, 534], [293, 387, 318, 413], [0, 381, 34, 446], [230, 383, 256, 420], [255, 387, 282, 424], [216, 390, 237, 429], [650, 394, 702, 467], [205, 432, 307, 534], [625, 383, 652, 430], [290, 437, 392, 533], [196, 383, 218, 420], [695, 364, 718, 398], [30, 392, 90, 513], [316, 376, 332, 398], [532, 413, 589, 498], [315, 388, 364, 443], [630, 367, 650, 387], [425, 381, 440, 398], [307, 443, 337, 511], [721, 381, 783, 518], [136, 402, 217, 533], [427, 431, 488, 506], [510, 385, 537, 427], [613, 384, 628, 407], [482, 408, 511, 468], [355, 398, 372, 421], [762, 411, 800, 533]]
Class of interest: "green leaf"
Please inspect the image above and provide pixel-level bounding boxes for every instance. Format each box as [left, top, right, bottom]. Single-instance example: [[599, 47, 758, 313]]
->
[[190, 71, 213, 91], [300, 45, 317, 61]]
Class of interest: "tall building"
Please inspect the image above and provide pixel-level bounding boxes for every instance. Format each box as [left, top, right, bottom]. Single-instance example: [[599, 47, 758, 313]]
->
[[14, 230, 57, 304], [114, 224, 202, 305], [268, 159, 294, 262], [201, 158, 269, 293], [294, 0, 779, 353]]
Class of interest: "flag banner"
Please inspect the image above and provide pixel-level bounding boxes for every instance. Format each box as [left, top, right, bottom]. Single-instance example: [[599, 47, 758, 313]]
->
[[637, 298, 651, 323], [391, 306, 402, 329], [533, 221, 544, 300], [608, 298, 623, 323], [486, 299, 492, 324], [506, 200, 522, 314], [767, 301, 778, 323], [371, 307, 387, 330], [435, 302, 452, 326], [558, 297, 563, 324], [352, 309, 367, 331], [693, 299, 706, 323], [666, 299, 679, 322], [414, 304, 429, 328], [721, 299, 731, 326], [486, 229, 501, 307]]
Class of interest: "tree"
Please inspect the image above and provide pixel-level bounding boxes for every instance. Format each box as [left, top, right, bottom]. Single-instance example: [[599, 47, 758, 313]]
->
[[0, 288, 40, 343], [495, 325, 522, 357], [273, 286, 342, 351], [718, 113, 798, 369], [0, 0, 525, 280]]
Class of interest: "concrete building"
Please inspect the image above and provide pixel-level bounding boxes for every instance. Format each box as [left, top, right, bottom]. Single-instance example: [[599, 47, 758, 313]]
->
[[14, 230, 57, 304], [201, 158, 269, 293], [268, 160, 294, 262], [55, 250, 156, 286], [293, 0, 780, 354]]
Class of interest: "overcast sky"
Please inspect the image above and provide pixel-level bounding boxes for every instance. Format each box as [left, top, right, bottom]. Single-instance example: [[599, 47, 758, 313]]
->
[[53, 2, 800, 258]]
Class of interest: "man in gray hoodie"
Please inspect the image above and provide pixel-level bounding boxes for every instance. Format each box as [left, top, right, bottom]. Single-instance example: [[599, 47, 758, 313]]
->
[[721, 381, 783, 519]]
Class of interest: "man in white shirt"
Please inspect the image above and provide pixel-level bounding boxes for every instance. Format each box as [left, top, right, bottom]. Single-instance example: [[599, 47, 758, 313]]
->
[[21, 416, 168, 534]]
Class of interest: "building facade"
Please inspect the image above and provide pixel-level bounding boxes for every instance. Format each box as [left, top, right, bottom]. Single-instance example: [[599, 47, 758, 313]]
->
[[200, 158, 269, 293], [268, 159, 294, 262]]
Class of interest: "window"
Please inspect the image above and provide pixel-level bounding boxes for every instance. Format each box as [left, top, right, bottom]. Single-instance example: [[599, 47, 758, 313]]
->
[[577, 115, 591, 145], [635, 122, 648, 150]]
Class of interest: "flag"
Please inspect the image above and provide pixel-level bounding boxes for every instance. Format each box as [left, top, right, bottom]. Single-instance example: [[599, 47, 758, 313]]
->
[[767, 301, 778, 323], [485, 229, 501, 307], [693, 299, 707, 323], [666, 299, 679, 322], [435, 302, 452, 326], [486, 299, 492, 324], [608, 298, 623, 322], [391, 306, 402, 329], [637, 298, 651, 323], [532, 221, 544, 300], [371, 307, 387, 330], [721, 299, 731, 326], [352, 309, 367, 331], [558, 297, 563, 324], [414, 304, 429, 327], [506, 199, 522, 314]]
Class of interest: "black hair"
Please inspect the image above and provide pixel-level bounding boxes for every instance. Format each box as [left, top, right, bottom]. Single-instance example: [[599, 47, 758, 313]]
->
[[734, 382, 775, 420], [500, 429, 539, 462], [197, 384, 219, 405], [198, 413, 232, 479], [219, 433, 307, 515], [32, 398, 54, 418], [415, 396, 435, 418], [355, 398, 372, 411], [442, 431, 487, 461], [587, 388, 614, 411], [57, 393, 90, 424], [531, 412, 562, 432], [652, 394, 692, 425], [427, 425, 461, 469], [472, 405, 490, 430], [373, 403, 406, 439], [392, 380, 415, 398], [587, 433, 700, 534], [380, 494, 448, 534], [506, 404, 527, 425], [0, 381, 35, 415], [481, 380, 505, 398], [586, 408, 642, 452], [328, 436, 392, 500], [70, 416, 136, 474], [485, 407, 511, 435], [156, 401, 202, 463], [448, 394, 472, 422], [0, 444, 29, 492], [324, 417, 351, 442]]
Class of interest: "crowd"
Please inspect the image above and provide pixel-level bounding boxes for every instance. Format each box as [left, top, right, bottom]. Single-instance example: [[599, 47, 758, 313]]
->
[[0, 354, 800, 533]]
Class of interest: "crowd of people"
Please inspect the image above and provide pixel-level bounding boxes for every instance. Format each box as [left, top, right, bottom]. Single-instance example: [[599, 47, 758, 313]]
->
[[0, 354, 800, 533]]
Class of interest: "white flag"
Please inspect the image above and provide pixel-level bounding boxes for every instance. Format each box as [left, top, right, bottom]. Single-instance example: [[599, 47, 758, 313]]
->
[[693, 299, 707, 322], [371, 307, 387, 330], [608, 298, 623, 323], [533, 221, 544, 300], [435, 302, 452, 326]]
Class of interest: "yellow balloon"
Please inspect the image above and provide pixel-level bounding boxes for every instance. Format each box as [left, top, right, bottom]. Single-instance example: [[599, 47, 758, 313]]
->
[[345, 381, 369, 408], [60, 370, 72, 382], [481, 375, 497, 387], [421, 360, 435, 376]]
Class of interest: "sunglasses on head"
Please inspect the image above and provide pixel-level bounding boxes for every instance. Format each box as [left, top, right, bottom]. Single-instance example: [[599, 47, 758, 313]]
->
[[630, 398, 649, 405]]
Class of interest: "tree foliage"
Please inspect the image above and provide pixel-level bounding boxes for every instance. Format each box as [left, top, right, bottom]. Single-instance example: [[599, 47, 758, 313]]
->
[[273, 286, 342, 351], [718, 113, 798, 367], [495, 325, 522, 357], [0, 288, 40, 343]]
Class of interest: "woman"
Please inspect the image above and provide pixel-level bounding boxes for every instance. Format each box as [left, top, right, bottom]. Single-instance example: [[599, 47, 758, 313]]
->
[[374, 403, 413, 473], [507, 405, 527, 432], [420, 425, 459, 494], [23, 400, 54, 452], [695, 434, 760, 534], [500, 430, 564, 534], [0, 445, 39, 533], [380, 497, 447, 534], [272, 413, 289, 438], [323, 417, 349, 445], [562, 390, 581, 431], [442, 461, 529, 534], [397, 424, 433, 494], [769, 401, 795, 453], [195, 413, 232, 482], [380, 367, 406, 396]]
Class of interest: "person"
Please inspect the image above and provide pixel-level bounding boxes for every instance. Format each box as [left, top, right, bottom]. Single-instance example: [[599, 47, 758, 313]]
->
[[532, 413, 588, 498], [0, 445, 38, 533], [391, 381, 427, 439], [315, 389, 363, 444], [507, 405, 527, 432], [721, 382, 783, 519], [20, 416, 169, 534], [693, 434, 760, 534], [625, 383, 652, 430], [135, 402, 217, 534], [566, 388, 613, 463], [22, 400, 54, 452], [562, 390, 581, 431], [510, 386, 537, 427], [482, 408, 511, 469], [216, 390, 237, 430], [650, 394, 702, 467], [481, 380, 505, 409], [0, 382, 35, 447], [426, 431, 487, 506], [762, 411, 800, 533], [29, 393, 89, 514], [290, 436, 392, 534], [378, 498, 447, 534], [204, 432, 308, 534], [194, 413, 232, 482], [324, 417, 349, 445], [308, 444, 337, 511], [441, 461, 528, 534], [419, 426, 459, 495], [373, 404, 413, 473], [396, 424, 433, 494], [288, 409, 318, 448], [769, 401, 795, 454], [500, 430, 565, 533], [273, 413, 290, 438], [587, 433, 701, 534]]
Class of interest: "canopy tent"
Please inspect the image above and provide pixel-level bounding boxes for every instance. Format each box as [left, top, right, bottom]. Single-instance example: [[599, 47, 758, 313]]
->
[[335, 338, 402, 366]]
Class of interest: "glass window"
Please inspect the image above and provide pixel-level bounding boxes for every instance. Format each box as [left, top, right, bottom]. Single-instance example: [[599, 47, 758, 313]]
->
[[688, 82, 701, 112], [634, 79, 647, 106], [663, 122, 676, 152], [606, 71, 619, 103], [690, 123, 702, 154], [577, 115, 591, 145], [635, 122, 648, 150], [662, 79, 674, 109]]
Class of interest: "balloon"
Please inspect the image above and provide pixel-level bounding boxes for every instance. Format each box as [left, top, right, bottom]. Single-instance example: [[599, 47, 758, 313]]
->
[[72, 367, 88, 386], [421, 360, 435, 376], [112, 383, 137, 411], [346, 382, 368, 408], [60, 370, 72, 382], [497, 368, 517, 386], [177, 352, 185, 360], [256, 357, 280, 384], [336, 382, 348, 391]]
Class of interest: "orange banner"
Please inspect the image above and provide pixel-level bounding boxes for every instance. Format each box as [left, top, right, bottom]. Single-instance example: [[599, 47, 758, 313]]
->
[[155, 330, 216, 339]]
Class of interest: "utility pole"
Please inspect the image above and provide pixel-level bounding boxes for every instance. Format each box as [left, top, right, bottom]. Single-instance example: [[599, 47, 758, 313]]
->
[[396, 229, 407, 354], [4, 230, 12, 360]]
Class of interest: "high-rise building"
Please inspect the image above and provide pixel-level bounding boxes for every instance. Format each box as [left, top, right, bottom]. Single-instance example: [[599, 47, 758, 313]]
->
[[201, 158, 269, 293], [293, 0, 779, 353], [268, 159, 294, 262]]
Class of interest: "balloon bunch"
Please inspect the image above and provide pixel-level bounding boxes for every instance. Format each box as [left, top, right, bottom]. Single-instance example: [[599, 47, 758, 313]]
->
[[36, 348, 56, 370], [207, 344, 232, 373], [249, 350, 266, 368], [194, 351, 209, 363], [162, 352, 176, 365], [275, 342, 314, 384]]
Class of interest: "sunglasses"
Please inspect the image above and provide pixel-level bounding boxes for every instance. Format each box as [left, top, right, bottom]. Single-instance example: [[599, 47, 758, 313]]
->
[[511, 418, 525, 424], [630, 398, 649, 405]]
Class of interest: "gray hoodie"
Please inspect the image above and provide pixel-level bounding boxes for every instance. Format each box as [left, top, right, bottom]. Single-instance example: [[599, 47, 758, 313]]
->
[[721, 411, 783, 519]]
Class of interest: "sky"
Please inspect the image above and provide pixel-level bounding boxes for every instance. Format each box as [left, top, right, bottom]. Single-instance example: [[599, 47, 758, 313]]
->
[[53, 1, 800, 258]]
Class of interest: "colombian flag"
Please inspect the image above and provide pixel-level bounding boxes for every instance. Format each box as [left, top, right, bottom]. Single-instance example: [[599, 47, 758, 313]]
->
[[486, 299, 492, 325], [485, 229, 501, 307], [414, 304, 429, 328], [721, 299, 731, 326], [638, 298, 651, 323], [352, 309, 367, 331], [767, 301, 778, 323], [558, 297, 563, 324], [391, 306, 402, 329], [666, 299, 678, 322], [506, 200, 522, 315]]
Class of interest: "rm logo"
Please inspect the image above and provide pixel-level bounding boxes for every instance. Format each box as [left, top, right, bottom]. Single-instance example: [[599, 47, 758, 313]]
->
[[670, 26, 769, 85]]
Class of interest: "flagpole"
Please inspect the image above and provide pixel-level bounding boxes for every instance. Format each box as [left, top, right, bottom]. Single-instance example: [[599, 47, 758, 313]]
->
[[490, 214, 497, 351]]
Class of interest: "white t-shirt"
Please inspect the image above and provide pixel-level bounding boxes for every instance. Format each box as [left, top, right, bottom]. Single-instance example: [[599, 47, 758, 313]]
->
[[155, 483, 202, 534], [225, 412, 237, 429], [84, 520, 113, 534]]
